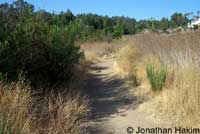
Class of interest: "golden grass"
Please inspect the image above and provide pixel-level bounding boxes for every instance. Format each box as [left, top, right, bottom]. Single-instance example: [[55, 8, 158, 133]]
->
[[115, 31, 200, 126], [35, 90, 89, 134], [81, 42, 115, 56], [136, 54, 162, 88], [168, 67, 200, 127], [84, 51, 100, 63], [80, 41, 123, 64], [147, 67, 200, 127], [0, 82, 89, 134], [0, 82, 31, 133], [115, 45, 140, 76]]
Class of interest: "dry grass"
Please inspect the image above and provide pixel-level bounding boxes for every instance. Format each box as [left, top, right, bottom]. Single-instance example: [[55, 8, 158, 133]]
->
[[0, 82, 31, 133], [169, 67, 200, 127], [146, 67, 200, 127], [115, 45, 140, 75], [136, 54, 162, 88], [0, 81, 90, 134], [80, 41, 123, 63], [116, 31, 200, 126]]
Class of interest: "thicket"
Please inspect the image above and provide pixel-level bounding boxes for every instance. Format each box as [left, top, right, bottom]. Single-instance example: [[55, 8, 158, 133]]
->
[[0, 1, 83, 86]]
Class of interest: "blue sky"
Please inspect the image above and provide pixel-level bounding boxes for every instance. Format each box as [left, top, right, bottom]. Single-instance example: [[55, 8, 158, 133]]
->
[[0, 0, 200, 20]]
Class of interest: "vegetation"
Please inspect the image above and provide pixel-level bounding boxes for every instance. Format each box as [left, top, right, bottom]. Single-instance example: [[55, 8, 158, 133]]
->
[[0, 119, 12, 134], [0, 80, 89, 133], [115, 31, 200, 126], [0, 0, 194, 45], [0, 1, 83, 86], [146, 64, 167, 92], [0, 1, 90, 133], [1, 0, 200, 131], [129, 74, 140, 87], [0, 1, 196, 86], [193, 25, 199, 30]]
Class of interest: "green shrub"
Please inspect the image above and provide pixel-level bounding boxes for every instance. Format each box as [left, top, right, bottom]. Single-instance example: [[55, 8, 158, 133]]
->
[[112, 25, 122, 39], [146, 64, 167, 92], [112, 31, 122, 39], [193, 25, 199, 30], [0, 15, 82, 87]]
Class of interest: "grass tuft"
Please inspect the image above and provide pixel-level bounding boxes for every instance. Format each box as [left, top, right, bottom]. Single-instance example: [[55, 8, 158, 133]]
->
[[146, 64, 167, 92]]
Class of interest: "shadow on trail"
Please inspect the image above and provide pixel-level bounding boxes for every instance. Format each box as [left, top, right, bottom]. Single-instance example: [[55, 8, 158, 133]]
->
[[84, 63, 142, 122]]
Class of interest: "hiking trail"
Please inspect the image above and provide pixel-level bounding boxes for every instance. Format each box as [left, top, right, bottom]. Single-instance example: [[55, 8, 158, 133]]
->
[[84, 57, 165, 134]]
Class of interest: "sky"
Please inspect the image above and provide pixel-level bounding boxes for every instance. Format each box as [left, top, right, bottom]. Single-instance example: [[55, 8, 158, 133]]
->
[[0, 0, 200, 20]]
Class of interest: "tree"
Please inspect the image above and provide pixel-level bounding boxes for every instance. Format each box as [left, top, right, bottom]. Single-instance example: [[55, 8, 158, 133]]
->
[[56, 9, 75, 26], [122, 18, 136, 34], [113, 22, 123, 39], [171, 13, 189, 27], [103, 16, 113, 28], [160, 17, 169, 31]]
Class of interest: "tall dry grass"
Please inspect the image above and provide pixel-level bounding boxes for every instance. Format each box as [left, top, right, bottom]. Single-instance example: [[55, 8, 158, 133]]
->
[[153, 67, 200, 127], [0, 81, 90, 134], [116, 31, 200, 126], [0, 82, 31, 133], [80, 40, 125, 64], [115, 45, 140, 75]]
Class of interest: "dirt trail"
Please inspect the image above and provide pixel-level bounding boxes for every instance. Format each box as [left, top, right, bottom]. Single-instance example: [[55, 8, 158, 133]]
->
[[84, 57, 165, 134]]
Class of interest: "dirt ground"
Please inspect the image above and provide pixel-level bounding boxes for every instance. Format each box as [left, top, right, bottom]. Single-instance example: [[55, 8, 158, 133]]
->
[[84, 57, 167, 134]]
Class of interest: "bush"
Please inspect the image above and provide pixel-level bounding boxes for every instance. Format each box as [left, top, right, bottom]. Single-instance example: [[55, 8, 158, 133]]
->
[[112, 31, 122, 39], [193, 25, 199, 30], [0, 15, 82, 86], [146, 64, 167, 92]]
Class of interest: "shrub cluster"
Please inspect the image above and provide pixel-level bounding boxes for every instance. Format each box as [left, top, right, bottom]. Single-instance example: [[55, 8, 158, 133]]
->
[[0, 1, 82, 86]]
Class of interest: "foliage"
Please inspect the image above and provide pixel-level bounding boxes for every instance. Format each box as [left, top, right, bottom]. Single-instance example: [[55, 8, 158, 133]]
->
[[112, 30, 122, 39], [171, 13, 189, 27], [0, 1, 82, 86], [193, 25, 199, 30], [0, 1, 192, 43], [146, 64, 167, 92]]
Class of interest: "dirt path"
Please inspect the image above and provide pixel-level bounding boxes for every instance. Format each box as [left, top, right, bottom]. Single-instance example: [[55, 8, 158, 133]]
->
[[84, 57, 164, 134]]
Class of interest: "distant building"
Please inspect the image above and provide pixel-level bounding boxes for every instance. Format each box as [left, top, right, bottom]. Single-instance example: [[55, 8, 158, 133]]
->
[[188, 17, 200, 28]]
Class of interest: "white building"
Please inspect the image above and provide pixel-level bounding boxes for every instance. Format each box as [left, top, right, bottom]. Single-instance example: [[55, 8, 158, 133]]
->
[[188, 17, 200, 28]]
